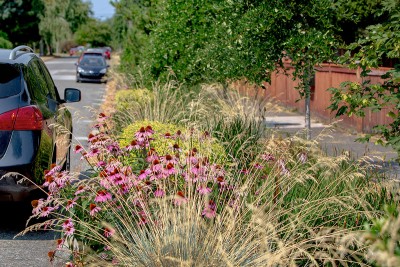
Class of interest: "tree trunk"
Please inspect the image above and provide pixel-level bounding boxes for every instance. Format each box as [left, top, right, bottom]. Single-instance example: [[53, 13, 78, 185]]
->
[[305, 92, 311, 140], [40, 39, 44, 56], [304, 65, 314, 140]]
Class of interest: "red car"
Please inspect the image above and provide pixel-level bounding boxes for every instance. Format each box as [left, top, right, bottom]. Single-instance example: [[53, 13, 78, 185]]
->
[[102, 47, 112, 59], [69, 46, 84, 56]]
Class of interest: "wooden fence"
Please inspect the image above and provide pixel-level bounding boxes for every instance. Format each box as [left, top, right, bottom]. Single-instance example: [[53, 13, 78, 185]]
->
[[242, 63, 393, 133]]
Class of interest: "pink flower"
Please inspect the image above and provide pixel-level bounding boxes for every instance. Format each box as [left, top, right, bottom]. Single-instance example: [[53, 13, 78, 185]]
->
[[151, 159, 163, 171], [135, 125, 154, 141], [75, 185, 87, 195], [154, 188, 165, 198], [174, 191, 188, 206], [146, 149, 159, 162], [39, 206, 55, 217], [202, 200, 216, 219], [62, 219, 73, 230], [112, 174, 127, 185], [56, 238, 64, 249], [138, 210, 148, 225], [278, 159, 290, 176], [261, 153, 275, 162], [216, 176, 226, 186], [97, 112, 109, 122], [104, 227, 115, 238], [163, 132, 175, 139], [86, 147, 100, 157], [197, 186, 212, 195], [31, 199, 45, 216], [164, 163, 176, 176], [241, 169, 249, 174], [90, 203, 101, 216], [210, 164, 225, 178], [138, 169, 151, 180], [126, 139, 141, 151], [253, 163, 264, 169], [298, 152, 308, 163], [172, 143, 182, 152], [66, 198, 78, 211], [74, 144, 84, 153], [187, 155, 199, 165], [96, 160, 106, 168], [118, 184, 130, 194], [95, 190, 112, 202], [65, 225, 75, 236], [107, 142, 122, 156], [160, 154, 178, 165]]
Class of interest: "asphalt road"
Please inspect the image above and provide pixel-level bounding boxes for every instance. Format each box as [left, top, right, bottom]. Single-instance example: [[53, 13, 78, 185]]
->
[[0, 56, 107, 267]]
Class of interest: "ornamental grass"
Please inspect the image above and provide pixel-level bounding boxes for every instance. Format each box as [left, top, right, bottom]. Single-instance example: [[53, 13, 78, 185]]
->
[[18, 113, 395, 266], [17, 76, 398, 266]]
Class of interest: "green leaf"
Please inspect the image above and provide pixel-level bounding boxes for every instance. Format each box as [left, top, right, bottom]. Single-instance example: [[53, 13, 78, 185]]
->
[[336, 105, 348, 116]]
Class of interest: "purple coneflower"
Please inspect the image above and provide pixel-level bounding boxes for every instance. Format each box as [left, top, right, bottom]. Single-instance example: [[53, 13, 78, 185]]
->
[[66, 198, 77, 211], [202, 200, 216, 219], [90, 203, 101, 216], [95, 190, 112, 202], [154, 188, 165, 198], [174, 191, 188, 206], [197, 186, 212, 195]]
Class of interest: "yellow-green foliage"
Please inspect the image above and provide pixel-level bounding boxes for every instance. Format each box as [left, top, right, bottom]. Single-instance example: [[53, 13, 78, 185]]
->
[[120, 120, 226, 162], [115, 88, 154, 112]]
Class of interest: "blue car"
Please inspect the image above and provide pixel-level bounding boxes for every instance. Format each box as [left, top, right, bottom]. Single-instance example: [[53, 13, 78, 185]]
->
[[75, 51, 109, 83], [0, 46, 81, 202]]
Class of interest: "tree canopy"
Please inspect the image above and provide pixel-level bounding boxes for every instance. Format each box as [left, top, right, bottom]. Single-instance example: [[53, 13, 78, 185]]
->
[[329, 0, 400, 158], [74, 19, 112, 47], [0, 0, 43, 46]]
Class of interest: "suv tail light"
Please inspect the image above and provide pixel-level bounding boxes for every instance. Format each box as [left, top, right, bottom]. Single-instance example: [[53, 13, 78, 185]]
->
[[0, 106, 43, 131]]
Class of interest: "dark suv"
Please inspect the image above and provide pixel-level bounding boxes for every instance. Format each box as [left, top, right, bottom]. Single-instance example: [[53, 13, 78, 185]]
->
[[0, 46, 81, 202]]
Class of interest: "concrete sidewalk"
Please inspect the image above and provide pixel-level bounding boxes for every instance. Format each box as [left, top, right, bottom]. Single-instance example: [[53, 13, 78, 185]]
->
[[264, 109, 399, 179]]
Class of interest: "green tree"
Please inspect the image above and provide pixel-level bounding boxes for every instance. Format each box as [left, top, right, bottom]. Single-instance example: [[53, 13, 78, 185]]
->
[[66, 0, 92, 33], [0, 31, 12, 49], [0, 0, 44, 46], [332, 0, 390, 45], [111, 0, 161, 72], [74, 19, 112, 47], [39, 0, 91, 54], [139, 0, 337, 139], [329, 0, 400, 158]]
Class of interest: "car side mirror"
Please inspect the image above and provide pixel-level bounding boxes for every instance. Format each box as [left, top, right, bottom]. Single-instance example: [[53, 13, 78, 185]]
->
[[64, 88, 81, 103], [107, 65, 110, 68], [74, 62, 78, 66]]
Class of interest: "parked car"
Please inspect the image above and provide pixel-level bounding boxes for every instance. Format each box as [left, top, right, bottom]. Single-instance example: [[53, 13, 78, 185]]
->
[[85, 48, 109, 59], [0, 45, 81, 202], [75, 52, 109, 83], [69, 46, 84, 56], [101, 47, 111, 60]]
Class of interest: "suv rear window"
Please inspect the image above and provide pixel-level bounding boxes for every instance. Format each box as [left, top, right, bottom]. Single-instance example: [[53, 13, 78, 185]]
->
[[0, 63, 21, 98]]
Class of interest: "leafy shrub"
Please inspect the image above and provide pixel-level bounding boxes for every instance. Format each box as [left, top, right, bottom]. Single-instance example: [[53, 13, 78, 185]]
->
[[119, 119, 226, 164]]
